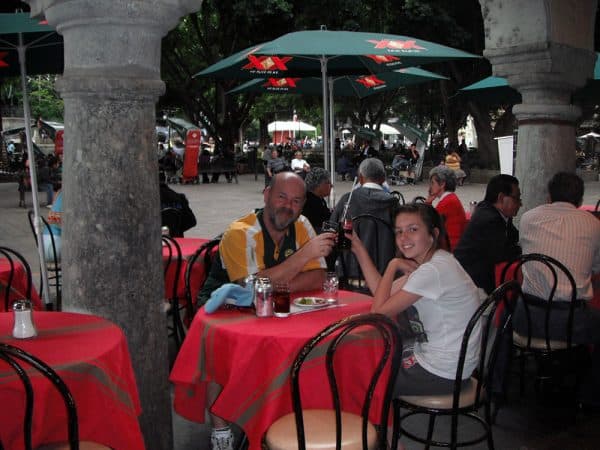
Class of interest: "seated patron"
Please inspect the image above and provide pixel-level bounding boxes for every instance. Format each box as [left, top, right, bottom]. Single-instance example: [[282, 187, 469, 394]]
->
[[198, 172, 336, 449], [301, 167, 332, 232], [517, 172, 600, 407], [349, 204, 481, 395], [159, 172, 197, 236], [454, 174, 521, 294], [425, 166, 467, 250], [290, 150, 310, 177], [330, 158, 397, 282]]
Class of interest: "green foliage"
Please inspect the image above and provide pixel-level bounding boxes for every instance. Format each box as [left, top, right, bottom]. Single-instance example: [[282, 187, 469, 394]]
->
[[28, 75, 63, 121]]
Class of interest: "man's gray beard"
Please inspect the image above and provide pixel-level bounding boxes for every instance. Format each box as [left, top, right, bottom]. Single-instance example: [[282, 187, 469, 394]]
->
[[268, 208, 296, 231]]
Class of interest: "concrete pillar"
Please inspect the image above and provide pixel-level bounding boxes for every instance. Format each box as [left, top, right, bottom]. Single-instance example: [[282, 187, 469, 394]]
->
[[480, 0, 597, 211], [26, 1, 202, 449]]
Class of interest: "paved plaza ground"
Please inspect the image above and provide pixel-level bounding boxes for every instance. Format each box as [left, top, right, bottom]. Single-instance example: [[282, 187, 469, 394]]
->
[[1, 174, 600, 449]]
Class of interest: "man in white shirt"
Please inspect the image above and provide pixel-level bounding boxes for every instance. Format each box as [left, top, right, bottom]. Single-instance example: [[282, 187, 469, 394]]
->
[[517, 172, 600, 406]]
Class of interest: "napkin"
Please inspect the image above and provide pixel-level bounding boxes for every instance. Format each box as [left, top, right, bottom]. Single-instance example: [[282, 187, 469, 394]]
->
[[205, 283, 254, 314]]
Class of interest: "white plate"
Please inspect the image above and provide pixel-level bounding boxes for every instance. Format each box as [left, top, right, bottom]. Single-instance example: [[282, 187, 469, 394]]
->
[[293, 297, 328, 308]]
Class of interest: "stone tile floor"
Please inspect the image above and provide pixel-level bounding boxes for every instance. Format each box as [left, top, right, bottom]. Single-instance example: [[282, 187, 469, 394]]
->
[[1, 174, 600, 449]]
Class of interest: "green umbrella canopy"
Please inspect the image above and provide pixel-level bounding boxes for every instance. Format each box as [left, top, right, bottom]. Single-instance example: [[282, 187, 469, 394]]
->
[[0, 12, 63, 78], [196, 29, 478, 79], [227, 67, 448, 98], [460, 53, 600, 105]]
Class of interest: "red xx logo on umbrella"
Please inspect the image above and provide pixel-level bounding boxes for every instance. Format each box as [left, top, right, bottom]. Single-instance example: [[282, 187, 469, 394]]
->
[[0, 52, 8, 68], [355, 75, 386, 89], [264, 78, 300, 89], [243, 55, 292, 72], [367, 39, 426, 52], [366, 54, 401, 65]]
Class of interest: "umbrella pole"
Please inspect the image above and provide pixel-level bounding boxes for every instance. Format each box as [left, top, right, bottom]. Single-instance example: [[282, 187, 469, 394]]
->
[[17, 32, 52, 309], [328, 77, 335, 193], [320, 57, 329, 174]]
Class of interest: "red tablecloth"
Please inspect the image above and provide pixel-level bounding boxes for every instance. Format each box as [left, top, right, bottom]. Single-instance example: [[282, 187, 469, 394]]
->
[[170, 290, 385, 449], [0, 312, 144, 450], [0, 258, 42, 311], [163, 237, 210, 301]]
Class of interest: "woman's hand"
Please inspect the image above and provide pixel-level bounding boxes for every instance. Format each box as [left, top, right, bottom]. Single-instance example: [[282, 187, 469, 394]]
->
[[389, 257, 419, 275]]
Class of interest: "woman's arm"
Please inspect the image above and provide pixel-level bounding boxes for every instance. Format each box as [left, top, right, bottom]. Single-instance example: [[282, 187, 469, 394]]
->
[[371, 259, 421, 317]]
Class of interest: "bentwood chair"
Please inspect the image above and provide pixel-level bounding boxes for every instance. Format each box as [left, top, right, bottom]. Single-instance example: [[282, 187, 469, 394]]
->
[[391, 281, 520, 450], [184, 236, 222, 322], [0, 343, 109, 450], [162, 235, 186, 349], [390, 190, 405, 205], [264, 314, 401, 450], [0, 246, 33, 312], [411, 196, 427, 204], [338, 214, 395, 294], [500, 253, 585, 397], [27, 211, 61, 310]]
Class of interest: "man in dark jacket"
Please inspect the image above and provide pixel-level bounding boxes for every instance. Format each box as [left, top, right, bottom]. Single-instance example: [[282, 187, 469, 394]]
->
[[330, 158, 397, 287], [454, 174, 522, 294], [159, 171, 197, 236]]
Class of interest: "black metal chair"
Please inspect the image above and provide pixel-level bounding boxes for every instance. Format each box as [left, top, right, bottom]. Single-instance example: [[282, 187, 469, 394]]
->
[[27, 210, 61, 310], [391, 280, 521, 450], [0, 343, 110, 450], [161, 207, 184, 238], [183, 236, 222, 323], [500, 253, 584, 397], [390, 190, 405, 205], [595, 199, 599, 211], [0, 246, 33, 312], [264, 313, 401, 450], [162, 235, 186, 350], [338, 214, 395, 294], [411, 195, 427, 204]]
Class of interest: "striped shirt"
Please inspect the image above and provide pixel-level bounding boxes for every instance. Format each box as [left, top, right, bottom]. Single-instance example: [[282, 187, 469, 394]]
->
[[520, 202, 600, 301], [219, 210, 326, 283]]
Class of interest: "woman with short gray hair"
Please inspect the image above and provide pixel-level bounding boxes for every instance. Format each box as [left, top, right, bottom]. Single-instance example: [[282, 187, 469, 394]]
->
[[302, 167, 332, 232], [425, 166, 467, 250]]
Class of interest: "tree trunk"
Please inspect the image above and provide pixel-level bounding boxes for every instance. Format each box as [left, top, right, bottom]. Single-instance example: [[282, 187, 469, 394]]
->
[[468, 101, 498, 169]]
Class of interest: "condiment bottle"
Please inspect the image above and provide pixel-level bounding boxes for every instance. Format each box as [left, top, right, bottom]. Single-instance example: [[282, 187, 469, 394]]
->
[[12, 299, 38, 339]]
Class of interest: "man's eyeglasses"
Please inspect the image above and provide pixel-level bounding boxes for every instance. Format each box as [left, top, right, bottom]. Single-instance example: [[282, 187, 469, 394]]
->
[[506, 193, 522, 203]]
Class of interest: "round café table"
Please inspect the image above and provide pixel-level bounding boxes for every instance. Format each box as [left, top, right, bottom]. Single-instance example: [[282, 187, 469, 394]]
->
[[0, 311, 144, 450], [0, 258, 42, 311], [170, 289, 388, 450]]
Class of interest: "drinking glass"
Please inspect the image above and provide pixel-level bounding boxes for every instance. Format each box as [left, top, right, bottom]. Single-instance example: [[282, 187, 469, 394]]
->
[[321, 220, 338, 234], [272, 282, 291, 317], [323, 272, 339, 304]]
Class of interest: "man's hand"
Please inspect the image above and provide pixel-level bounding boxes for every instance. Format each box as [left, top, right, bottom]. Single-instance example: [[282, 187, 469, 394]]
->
[[302, 231, 336, 259]]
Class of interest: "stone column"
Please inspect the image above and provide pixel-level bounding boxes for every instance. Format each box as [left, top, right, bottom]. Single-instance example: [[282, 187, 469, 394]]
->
[[480, 0, 597, 211], [26, 1, 202, 449]]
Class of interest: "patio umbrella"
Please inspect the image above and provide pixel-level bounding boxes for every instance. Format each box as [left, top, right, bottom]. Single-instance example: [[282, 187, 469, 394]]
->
[[461, 53, 600, 105], [0, 12, 64, 309], [227, 67, 448, 98], [196, 28, 478, 186]]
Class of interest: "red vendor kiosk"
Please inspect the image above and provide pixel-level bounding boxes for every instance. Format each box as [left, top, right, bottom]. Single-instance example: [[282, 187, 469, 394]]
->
[[182, 129, 201, 183]]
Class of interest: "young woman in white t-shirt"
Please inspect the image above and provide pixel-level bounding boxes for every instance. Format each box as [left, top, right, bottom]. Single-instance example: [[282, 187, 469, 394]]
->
[[349, 203, 481, 395]]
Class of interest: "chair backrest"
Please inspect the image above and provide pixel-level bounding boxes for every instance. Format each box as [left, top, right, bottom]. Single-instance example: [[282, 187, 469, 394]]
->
[[411, 196, 426, 204], [390, 190, 405, 205], [500, 253, 578, 350], [0, 343, 79, 450], [162, 236, 183, 302], [338, 214, 395, 292], [184, 237, 221, 320], [290, 313, 401, 450], [0, 246, 32, 312], [453, 280, 521, 411], [161, 207, 184, 237], [27, 210, 61, 310]]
